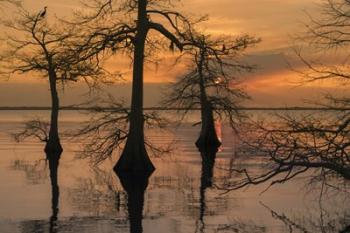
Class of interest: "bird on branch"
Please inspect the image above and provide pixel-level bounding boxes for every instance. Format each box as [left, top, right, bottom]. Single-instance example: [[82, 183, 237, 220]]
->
[[39, 6, 47, 18]]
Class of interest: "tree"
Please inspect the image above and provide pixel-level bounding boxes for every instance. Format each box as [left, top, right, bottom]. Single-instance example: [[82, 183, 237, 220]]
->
[[221, 0, 350, 192], [75, 0, 192, 173], [164, 32, 259, 150], [1, 7, 110, 155]]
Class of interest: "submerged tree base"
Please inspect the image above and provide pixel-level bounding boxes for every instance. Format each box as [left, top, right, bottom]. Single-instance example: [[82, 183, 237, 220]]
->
[[196, 103, 222, 149], [44, 140, 63, 157], [195, 121, 221, 149], [114, 142, 155, 174], [195, 134, 221, 149]]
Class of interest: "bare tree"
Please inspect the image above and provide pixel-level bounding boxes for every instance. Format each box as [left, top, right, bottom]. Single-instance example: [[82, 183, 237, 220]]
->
[[1, 7, 111, 155], [294, 0, 350, 83], [219, 0, 350, 192], [164, 32, 259, 150], [72, 0, 194, 173]]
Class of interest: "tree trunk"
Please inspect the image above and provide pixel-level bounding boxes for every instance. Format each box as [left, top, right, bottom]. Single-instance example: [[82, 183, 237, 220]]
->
[[45, 70, 63, 155], [195, 51, 221, 150], [114, 0, 155, 173]]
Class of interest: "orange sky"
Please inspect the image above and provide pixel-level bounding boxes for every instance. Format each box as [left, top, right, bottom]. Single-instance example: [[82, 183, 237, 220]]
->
[[1, 0, 349, 107]]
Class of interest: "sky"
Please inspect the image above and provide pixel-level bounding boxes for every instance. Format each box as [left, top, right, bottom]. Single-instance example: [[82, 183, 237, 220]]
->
[[1, 0, 348, 107]]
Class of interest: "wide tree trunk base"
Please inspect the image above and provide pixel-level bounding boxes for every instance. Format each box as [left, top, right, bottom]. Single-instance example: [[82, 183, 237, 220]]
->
[[195, 124, 221, 150], [195, 135, 221, 150], [196, 102, 221, 150], [114, 142, 155, 175], [45, 140, 63, 157]]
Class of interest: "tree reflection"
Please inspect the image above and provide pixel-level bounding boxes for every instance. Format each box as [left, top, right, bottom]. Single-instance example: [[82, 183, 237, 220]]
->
[[196, 146, 267, 233], [47, 151, 61, 233], [116, 171, 153, 233], [68, 167, 126, 216], [11, 159, 48, 185], [15, 151, 61, 233], [196, 147, 217, 233]]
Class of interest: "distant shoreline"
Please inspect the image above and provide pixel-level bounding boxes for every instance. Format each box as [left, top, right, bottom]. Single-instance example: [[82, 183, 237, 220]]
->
[[0, 106, 349, 111]]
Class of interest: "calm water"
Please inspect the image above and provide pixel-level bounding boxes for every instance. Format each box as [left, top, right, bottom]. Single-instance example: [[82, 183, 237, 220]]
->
[[0, 111, 349, 233]]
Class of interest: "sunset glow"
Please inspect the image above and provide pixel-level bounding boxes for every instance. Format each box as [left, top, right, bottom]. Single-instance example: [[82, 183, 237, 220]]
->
[[1, 0, 345, 107]]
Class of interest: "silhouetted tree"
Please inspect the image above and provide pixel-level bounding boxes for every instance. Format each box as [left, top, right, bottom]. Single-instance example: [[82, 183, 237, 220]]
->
[[1, 7, 110, 154], [73, 0, 193, 173], [220, 0, 350, 192], [164, 32, 259, 149]]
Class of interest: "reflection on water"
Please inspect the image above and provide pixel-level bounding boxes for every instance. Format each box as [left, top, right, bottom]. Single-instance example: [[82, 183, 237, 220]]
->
[[48, 152, 61, 233], [261, 201, 350, 233], [117, 171, 152, 233], [11, 159, 48, 185], [197, 148, 217, 233], [1, 114, 350, 233], [13, 151, 61, 233]]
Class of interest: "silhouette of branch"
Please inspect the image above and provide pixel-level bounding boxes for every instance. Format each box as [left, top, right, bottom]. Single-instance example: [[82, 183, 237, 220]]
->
[[0, 7, 115, 88], [163, 32, 259, 128], [302, 0, 350, 49], [221, 105, 350, 192], [67, 0, 199, 63], [73, 96, 172, 164], [291, 1, 350, 84], [221, 0, 350, 192], [12, 118, 49, 143], [73, 98, 130, 164]]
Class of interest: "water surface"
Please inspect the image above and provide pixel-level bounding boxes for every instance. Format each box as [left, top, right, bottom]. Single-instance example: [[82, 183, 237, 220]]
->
[[0, 110, 349, 233]]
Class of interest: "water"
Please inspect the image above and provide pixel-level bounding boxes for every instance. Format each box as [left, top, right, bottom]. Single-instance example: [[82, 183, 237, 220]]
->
[[0, 111, 349, 233]]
